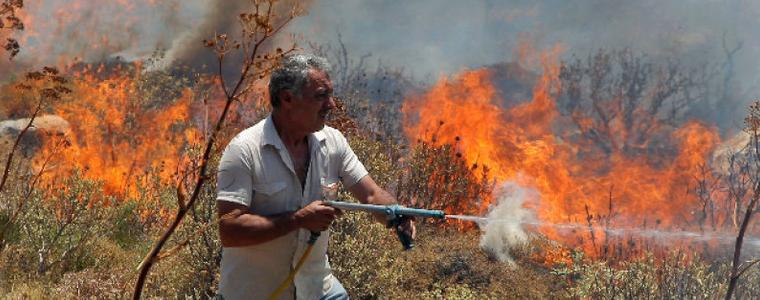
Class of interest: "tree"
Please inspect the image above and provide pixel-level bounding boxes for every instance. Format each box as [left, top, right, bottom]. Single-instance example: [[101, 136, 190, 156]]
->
[[131, 1, 303, 298], [725, 101, 760, 300], [0, 0, 23, 59], [558, 49, 706, 158]]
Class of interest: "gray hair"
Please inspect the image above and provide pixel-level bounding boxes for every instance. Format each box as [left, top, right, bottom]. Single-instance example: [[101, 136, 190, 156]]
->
[[269, 53, 331, 108]]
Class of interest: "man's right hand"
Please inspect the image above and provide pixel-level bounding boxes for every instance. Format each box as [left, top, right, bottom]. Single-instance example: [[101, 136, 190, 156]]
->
[[294, 200, 341, 232]]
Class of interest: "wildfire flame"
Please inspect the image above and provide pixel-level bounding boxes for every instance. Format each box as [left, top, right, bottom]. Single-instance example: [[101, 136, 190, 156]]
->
[[1, 1, 746, 260], [3, 1, 279, 204], [30, 63, 203, 200], [402, 46, 726, 255]]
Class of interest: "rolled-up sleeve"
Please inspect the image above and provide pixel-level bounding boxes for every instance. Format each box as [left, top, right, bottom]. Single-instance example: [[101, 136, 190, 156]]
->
[[337, 132, 368, 188], [216, 142, 253, 206]]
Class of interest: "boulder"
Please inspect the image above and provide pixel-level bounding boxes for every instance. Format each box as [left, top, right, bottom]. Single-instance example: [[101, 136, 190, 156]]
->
[[0, 115, 70, 156]]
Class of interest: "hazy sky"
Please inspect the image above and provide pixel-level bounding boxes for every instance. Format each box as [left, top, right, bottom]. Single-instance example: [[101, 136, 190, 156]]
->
[[4, 0, 759, 99], [288, 0, 759, 82]]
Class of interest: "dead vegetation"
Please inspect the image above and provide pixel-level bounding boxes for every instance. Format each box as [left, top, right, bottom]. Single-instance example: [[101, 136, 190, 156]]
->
[[0, 0, 23, 59], [0, 4, 759, 299]]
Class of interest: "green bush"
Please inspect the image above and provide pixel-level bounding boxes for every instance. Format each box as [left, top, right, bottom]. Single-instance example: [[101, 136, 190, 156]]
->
[[329, 209, 403, 299], [553, 250, 760, 299], [108, 199, 145, 248], [15, 170, 109, 276]]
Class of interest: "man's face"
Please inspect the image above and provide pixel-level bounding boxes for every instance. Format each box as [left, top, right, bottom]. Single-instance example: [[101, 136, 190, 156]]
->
[[289, 69, 335, 132]]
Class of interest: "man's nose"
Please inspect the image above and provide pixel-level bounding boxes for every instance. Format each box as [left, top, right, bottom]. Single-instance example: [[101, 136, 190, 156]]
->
[[324, 96, 337, 110]]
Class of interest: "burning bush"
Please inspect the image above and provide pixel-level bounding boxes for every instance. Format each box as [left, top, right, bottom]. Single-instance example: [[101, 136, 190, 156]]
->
[[1, 1, 759, 296]]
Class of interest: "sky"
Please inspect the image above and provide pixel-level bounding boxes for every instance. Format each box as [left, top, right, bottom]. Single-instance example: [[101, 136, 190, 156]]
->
[[288, 0, 759, 82], [2, 0, 759, 115]]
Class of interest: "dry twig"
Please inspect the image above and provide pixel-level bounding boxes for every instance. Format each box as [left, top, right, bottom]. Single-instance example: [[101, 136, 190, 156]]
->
[[725, 101, 760, 300], [132, 1, 301, 298]]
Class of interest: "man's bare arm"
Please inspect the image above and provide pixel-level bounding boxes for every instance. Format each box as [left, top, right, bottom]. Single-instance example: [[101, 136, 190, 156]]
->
[[348, 176, 395, 205], [217, 200, 338, 247], [347, 175, 416, 238], [348, 175, 395, 222]]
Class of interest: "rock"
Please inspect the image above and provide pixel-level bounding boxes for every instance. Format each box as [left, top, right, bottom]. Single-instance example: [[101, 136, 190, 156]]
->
[[0, 115, 70, 136], [0, 115, 70, 156]]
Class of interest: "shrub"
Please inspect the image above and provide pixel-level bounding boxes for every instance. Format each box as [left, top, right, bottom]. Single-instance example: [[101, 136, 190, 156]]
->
[[14, 170, 109, 276], [420, 282, 483, 300], [329, 209, 403, 299], [553, 250, 759, 299], [397, 139, 493, 217]]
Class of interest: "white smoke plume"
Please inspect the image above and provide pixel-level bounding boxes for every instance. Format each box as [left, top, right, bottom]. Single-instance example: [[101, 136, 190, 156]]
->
[[478, 181, 535, 265]]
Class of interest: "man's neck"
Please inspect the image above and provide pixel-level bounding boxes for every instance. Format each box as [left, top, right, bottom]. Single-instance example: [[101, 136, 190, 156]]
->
[[271, 111, 308, 148]]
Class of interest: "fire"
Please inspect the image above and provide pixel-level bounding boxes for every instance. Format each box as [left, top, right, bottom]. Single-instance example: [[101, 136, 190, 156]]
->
[[1, 0, 180, 75], [1, 1, 277, 204], [402, 47, 725, 255], [31, 62, 202, 200]]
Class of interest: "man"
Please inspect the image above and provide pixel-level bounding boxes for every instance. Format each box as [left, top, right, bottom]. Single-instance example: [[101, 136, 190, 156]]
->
[[216, 53, 415, 299]]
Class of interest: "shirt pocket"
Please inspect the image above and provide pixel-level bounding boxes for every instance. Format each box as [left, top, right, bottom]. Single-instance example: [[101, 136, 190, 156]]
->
[[319, 177, 340, 201], [250, 181, 288, 215]]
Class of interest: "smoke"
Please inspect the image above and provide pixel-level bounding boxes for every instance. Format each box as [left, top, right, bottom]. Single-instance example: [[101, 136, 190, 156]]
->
[[0, 115, 69, 136], [478, 181, 535, 264], [8, 1, 758, 91], [289, 0, 760, 130], [292, 0, 759, 80], [3, 0, 757, 128], [1, 0, 311, 78], [166, 0, 314, 76], [1, 0, 200, 72], [162, 0, 249, 72]]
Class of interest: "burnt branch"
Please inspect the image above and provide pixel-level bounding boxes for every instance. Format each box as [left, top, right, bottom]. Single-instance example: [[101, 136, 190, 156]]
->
[[0, 67, 69, 193], [558, 49, 706, 157], [725, 101, 760, 300], [1, 0, 24, 59], [132, 1, 302, 298]]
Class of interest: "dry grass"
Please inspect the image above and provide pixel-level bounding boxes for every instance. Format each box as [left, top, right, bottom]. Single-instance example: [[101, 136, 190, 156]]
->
[[0, 59, 758, 299]]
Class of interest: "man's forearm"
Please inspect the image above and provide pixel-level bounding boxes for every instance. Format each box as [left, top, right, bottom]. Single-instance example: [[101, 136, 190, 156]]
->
[[366, 188, 396, 205], [349, 176, 398, 223], [219, 210, 300, 247], [365, 189, 397, 223]]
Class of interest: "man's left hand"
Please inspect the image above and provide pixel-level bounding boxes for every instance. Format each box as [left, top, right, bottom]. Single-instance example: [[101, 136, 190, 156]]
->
[[397, 216, 416, 240], [391, 216, 416, 249]]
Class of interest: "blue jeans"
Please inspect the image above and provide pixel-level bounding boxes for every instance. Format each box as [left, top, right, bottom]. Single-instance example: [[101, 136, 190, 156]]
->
[[321, 279, 349, 300], [216, 279, 348, 300]]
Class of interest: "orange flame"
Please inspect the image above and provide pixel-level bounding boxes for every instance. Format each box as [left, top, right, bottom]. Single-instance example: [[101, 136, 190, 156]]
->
[[1, 0, 169, 74], [33, 63, 202, 200], [402, 46, 724, 256]]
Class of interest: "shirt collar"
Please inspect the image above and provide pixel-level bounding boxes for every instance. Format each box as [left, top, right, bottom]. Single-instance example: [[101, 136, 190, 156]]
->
[[262, 114, 327, 149]]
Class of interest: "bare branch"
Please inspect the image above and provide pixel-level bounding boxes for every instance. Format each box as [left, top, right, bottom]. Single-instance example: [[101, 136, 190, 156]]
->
[[725, 101, 760, 300], [132, 2, 301, 298]]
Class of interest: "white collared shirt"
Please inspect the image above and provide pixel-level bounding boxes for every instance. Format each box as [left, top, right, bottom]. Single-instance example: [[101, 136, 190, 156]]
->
[[216, 115, 368, 300]]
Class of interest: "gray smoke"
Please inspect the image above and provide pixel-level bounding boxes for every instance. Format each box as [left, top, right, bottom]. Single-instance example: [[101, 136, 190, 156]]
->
[[1, 0, 308, 77], [478, 181, 534, 265], [288, 0, 760, 131], [0, 115, 69, 136], [8, 1, 759, 85], [2, 0, 198, 73], [4, 0, 758, 127], [291, 0, 759, 84]]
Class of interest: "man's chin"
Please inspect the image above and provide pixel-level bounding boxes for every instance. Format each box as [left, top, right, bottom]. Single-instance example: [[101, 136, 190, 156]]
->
[[312, 122, 325, 132]]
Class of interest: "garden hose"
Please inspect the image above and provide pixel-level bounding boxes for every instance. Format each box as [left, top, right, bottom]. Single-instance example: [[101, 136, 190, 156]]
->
[[267, 231, 320, 300]]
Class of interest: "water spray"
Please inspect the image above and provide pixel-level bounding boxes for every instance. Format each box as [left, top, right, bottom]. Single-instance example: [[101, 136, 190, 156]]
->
[[272, 185, 760, 299], [448, 215, 760, 250]]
